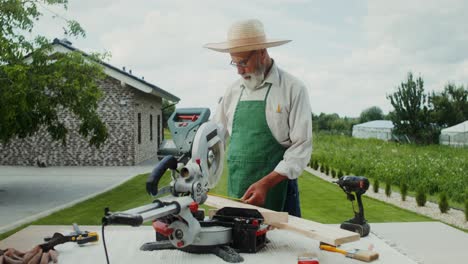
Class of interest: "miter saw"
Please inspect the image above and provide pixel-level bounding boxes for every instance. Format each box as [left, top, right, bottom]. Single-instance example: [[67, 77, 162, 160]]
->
[[101, 108, 269, 263]]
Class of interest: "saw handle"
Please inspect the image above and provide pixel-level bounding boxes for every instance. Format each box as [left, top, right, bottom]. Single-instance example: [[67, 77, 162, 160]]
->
[[102, 212, 143, 227], [146, 155, 178, 196]]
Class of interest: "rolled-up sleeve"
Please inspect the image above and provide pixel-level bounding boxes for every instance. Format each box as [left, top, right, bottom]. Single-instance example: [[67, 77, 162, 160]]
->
[[274, 83, 312, 180], [213, 95, 229, 143], [213, 83, 238, 143]]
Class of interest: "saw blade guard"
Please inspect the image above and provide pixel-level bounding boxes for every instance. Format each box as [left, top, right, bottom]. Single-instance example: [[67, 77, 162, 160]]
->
[[191, 121, 224, 189]]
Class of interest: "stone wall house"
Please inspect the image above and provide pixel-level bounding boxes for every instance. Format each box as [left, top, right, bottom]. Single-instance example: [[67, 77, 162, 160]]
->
[[0, 39, 179, 166]]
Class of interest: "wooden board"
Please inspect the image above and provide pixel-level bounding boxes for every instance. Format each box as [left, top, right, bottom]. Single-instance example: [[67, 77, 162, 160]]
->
[[205, 195, 360, 246]]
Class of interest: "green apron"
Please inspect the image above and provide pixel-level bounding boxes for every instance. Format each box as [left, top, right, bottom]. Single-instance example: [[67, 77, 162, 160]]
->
[[227, 84, 288, 211]]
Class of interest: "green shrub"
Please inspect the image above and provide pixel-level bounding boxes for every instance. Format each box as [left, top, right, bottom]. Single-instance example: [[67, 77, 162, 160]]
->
[[325, 165, 330, 175], [313, 161, 319, 170], [373, 179, 379, 193], [385, 181, 392, 197], [331, 169, 336, 178], [337, 170, 343, 178], [400, 182, 408, 201], [465, 198, 468, 221], [416, 188, 427, 207], [320, 164, 325, 173], [438, 192, 449, 213]]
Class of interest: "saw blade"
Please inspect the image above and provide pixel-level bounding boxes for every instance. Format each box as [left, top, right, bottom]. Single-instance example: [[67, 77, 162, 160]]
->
[[191, 122, 225, 189], [206, 141, 223, 188]]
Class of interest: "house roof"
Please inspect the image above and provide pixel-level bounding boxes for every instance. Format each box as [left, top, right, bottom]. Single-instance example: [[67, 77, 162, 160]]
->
[[441, 120, 468, 133], [51, 38, 180, 102], [354, 120, 394, 129]]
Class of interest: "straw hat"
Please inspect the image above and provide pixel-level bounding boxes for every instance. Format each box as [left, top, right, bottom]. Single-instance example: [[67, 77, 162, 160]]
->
[[204, 19, 291, 53]]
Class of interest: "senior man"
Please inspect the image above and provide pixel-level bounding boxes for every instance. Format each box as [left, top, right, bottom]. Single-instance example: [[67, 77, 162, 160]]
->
[[204, 19, 312, 217]]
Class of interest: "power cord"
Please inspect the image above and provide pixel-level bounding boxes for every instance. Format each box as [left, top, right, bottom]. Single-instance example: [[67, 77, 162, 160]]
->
[[102, 224, 111, 264]]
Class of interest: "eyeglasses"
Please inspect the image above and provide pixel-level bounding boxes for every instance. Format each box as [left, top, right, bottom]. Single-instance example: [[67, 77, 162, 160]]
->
[[230, 51, 256, 68]]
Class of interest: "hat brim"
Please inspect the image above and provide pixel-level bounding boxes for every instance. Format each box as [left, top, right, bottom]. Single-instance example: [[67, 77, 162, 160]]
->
[[204, 39, 291, 53]]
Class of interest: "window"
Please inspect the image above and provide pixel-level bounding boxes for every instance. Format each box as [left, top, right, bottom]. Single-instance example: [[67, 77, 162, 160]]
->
[[157, 114, 161, 146], [150, 114, 153, 141], [137, 113, 141, 144]]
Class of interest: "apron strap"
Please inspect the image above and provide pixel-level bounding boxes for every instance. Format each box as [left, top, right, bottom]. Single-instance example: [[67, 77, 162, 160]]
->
[[237, 86, 246, 103], [264, 83, 273, 101]]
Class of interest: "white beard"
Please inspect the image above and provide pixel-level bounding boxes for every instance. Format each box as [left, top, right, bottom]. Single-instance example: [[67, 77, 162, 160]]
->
[[240, 56, 267, 90], [241, 72, 264, 90]]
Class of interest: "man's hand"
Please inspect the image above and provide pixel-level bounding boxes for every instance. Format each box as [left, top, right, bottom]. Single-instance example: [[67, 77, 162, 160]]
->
[[241, 171, 287, 206], [24, 246, 58, 264], [0, 248, 24, 264], [241, 180, 269, 206], [0, 246, 58, 264]]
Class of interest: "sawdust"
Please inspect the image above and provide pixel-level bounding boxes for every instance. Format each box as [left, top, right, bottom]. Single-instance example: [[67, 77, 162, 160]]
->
[[304, 167, 468, 230]]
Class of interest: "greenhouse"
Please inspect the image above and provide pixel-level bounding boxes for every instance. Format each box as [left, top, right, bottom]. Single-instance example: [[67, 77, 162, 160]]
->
[[439, 120, 468, 147], [352, 120, 394, 141]]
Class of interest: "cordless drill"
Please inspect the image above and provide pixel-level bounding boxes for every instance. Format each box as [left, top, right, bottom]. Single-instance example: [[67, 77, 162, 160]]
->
[[335, 176, 370, 237]]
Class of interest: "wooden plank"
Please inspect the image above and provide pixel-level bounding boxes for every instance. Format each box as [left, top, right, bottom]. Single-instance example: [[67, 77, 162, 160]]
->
[[260, 211, 289, 224], [205, 195, 360, 246]]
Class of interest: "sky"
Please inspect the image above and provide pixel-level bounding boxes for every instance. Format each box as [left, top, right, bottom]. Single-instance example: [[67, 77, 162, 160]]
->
[[32, 0, 468, 117]]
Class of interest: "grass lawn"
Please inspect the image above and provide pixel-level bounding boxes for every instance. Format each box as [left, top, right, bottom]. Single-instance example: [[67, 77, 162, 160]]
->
[[0, 165, 436, 241], [163, 128, 171, 140]]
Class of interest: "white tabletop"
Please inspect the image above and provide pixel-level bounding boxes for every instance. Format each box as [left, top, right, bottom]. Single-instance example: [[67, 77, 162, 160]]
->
[[1, 223, 442, 264]]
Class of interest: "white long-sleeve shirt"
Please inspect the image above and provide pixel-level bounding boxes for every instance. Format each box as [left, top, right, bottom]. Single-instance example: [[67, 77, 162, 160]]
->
[[214, 61, 312, 180]]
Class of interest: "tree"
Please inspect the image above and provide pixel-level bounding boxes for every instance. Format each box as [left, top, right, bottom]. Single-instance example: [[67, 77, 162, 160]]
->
[[387, 72, 437, 144], [312, 112, 359, 135], [430, 83, 468, 128], [0, 0, 108, 147], [359, 106, 384, 123], [162, 99, 176, 129], [317, 113, 340, 131], [329, 118, 348, 132]]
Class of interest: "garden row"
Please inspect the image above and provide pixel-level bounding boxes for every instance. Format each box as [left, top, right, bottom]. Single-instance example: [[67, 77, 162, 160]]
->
[[310, 134, 468, 219]]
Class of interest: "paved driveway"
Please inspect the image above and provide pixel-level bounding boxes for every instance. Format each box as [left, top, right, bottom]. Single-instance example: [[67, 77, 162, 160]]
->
[[0, 161, 157, 233]]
